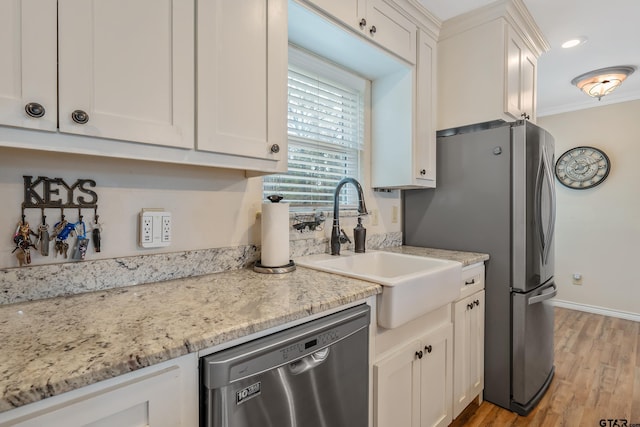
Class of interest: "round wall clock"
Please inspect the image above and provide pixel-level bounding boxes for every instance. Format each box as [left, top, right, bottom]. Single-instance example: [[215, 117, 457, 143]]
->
[[554, 146, 610, 189]]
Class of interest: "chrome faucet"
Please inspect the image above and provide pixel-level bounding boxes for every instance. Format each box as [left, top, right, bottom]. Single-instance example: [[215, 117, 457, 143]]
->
[[331, 178, 368, 255]]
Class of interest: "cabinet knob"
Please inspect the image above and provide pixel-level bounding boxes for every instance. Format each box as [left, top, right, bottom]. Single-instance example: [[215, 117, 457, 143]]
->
[[474, 299, 480, 306], [359, 18, 367, 29], [467, 303, 474, 310], [521, 112, 530, 120], [425, 345, 432, 354], [25, 102, 45, 118], [270, 144, 280, 153], [369, 25, 377, 36], [419, 169, 426, 176], [415, 350, 423, 359], [71, 110, 89, 124]]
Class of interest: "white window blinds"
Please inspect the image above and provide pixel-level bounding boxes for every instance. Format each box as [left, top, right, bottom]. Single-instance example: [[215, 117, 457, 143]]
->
[[263, 51, 366, 209]]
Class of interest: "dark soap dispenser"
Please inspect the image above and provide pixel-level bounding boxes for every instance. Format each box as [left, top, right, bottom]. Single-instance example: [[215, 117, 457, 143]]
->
[[354, 217, 366, 253]]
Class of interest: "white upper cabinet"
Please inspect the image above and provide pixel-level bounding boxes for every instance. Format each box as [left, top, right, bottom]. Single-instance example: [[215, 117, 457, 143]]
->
[[196, 0, 287, 171], [303, 0, 417, 64], [371, 29, 436, 189], [0, 0, 57, 132], [505, 25, 537, 122], [437, 0, 548, 131], [365, 0, 416, 64], [0, 0, 194, 148], [58, 0, 194, 148], [414, 30, 436, 186], [306, 0, 365, 27]]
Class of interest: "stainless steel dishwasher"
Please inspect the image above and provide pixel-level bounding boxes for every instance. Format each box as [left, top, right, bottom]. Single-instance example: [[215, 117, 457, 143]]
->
[[201, 304, 370, 427]]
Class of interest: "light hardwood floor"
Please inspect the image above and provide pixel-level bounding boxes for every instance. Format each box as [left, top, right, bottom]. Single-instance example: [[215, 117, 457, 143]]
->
[[451, 307, 640, 426]]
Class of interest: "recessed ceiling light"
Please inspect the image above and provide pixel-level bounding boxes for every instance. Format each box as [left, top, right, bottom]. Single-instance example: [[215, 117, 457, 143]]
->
[[561, 37, 588, 49]]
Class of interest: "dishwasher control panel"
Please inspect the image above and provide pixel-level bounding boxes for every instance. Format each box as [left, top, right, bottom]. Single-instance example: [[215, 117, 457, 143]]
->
[[279, 329, 340, 362]]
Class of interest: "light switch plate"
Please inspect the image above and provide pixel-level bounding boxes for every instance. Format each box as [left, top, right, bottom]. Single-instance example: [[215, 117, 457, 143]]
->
[[139, 209, 171, 248]]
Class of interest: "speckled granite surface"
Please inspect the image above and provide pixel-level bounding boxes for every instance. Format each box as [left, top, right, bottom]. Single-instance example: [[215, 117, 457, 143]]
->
[[0, 232, 402, 305], [0, 267, 381, 413], [382, 245, 489, 266], [0, 239, 487, 415]]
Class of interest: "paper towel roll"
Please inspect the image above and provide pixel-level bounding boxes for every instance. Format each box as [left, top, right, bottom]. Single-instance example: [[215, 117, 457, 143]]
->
[[261, 202, 290, 267]]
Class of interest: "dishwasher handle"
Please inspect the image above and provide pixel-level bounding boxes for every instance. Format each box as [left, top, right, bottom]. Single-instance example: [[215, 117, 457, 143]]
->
[[288, 348, 330, 375]]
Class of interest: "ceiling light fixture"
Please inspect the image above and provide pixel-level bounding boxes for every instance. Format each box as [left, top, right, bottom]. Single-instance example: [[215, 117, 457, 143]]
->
[[561, 37, 587, 49], [571, 66, 636, 100]]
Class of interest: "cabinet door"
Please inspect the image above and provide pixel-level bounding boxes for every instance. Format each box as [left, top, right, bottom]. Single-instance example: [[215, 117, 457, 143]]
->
[[415, 30, 436, 186], [0, 354, 198, 427], [521, 50, 536, 122], [453, 291, 485, 418], [468, 290, 485, 400], [366, 0, 416, 64], [10, 366, 182, 427], [374, 339, 421, 427], [197, 0, 287, 169], [58, 0, 194, 148], [420, 324, 452, 427], [0, 0, 57, 131], [505, 27, 536, 122], [305, 0, 364, 28]]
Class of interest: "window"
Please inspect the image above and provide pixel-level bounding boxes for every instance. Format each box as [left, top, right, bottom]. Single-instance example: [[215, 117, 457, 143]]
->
[[263, 48, 367, 210]]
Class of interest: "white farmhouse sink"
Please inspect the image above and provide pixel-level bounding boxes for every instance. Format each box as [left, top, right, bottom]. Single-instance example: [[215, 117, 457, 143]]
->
[[296, 251, 462, 329]]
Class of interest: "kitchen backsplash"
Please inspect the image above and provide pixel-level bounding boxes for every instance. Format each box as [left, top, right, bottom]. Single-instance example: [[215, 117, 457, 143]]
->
[[0, 232, 402, 305]]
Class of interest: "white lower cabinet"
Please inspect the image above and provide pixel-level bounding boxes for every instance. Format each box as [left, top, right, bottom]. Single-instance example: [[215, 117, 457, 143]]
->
[[374, 307, 453, 427], [452, 264, 486, 419], [0, 354, 198, 427]]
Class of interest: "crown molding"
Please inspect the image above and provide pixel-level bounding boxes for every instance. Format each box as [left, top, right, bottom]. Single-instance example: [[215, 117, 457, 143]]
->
[[438, 0, 549, 56]]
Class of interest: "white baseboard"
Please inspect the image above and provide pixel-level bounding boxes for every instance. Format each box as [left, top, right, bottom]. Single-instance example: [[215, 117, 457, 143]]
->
[[550, 299, 640, 323]]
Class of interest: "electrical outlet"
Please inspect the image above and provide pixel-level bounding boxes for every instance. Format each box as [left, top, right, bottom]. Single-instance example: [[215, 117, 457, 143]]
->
[[161, 215, 172, 243], [572, 273, 582, 286], [392, 206, 399, 224], [139, 209, 171, 248], [141, 216, 153, 244], [370, 209, 379, 226]]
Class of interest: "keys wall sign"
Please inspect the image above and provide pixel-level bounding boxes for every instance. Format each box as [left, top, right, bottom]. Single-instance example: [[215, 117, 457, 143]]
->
[[12, 176, 102, 267]]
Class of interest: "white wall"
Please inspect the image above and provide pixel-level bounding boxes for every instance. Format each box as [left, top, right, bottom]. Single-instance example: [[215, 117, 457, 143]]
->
[[0, 146, 401, 269], [538, 100, 640, 316]]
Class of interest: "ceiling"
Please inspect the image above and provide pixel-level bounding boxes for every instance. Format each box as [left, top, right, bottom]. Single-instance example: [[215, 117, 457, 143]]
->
[[419, 0, 640, 117]]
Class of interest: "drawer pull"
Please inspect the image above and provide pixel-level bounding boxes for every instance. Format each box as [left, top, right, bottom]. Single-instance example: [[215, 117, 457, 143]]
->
[[464, 279, 476, 286]]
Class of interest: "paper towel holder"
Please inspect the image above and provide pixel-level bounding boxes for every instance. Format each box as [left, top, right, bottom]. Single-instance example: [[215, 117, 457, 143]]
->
[[255, 194, 295, 273], [253, 259, 296, 274]]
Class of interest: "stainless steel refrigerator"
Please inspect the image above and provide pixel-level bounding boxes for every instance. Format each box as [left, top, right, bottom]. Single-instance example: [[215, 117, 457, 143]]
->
[[403, 120, 556, 415]]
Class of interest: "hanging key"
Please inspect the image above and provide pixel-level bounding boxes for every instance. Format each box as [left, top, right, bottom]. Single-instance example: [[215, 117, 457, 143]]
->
[[38, 224, 50, 256]]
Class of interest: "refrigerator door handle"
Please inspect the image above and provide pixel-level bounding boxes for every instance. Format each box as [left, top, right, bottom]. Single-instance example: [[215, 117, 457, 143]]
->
[[536, 142, 556, 264], [528, 284, 557, 305], [542, 143, 556, 264], [534, 153, 546, 256]]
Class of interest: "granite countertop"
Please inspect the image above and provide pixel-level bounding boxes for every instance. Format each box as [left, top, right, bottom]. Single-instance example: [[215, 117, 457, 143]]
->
[[0, 266, 380, 413], [382, 245, 489, 266], [0, 245, 488, 415]]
